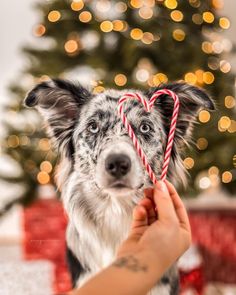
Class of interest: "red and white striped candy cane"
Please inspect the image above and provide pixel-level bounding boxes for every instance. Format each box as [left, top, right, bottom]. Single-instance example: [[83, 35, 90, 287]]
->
[[118, 89, 180, 184]]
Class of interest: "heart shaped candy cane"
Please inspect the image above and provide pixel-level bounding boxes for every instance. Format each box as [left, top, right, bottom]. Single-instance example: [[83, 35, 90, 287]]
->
[[118, 89, 180, 184]]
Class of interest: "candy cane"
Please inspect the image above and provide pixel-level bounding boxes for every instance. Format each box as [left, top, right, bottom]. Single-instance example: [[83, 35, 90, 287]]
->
[[118, 89, 180, 184]]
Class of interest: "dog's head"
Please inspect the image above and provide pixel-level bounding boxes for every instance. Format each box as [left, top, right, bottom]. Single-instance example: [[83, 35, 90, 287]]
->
[[24, 79, 214, 197]]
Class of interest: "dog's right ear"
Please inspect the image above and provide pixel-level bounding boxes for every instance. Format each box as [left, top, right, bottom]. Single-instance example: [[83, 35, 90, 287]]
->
[[24, 79, 92, 156]]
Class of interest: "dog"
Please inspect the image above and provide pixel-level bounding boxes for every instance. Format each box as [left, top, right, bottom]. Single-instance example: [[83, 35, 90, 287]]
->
[[24, 79, 214, 295]]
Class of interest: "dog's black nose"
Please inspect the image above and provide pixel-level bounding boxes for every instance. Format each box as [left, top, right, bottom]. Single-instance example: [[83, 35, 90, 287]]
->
[[105, 154, 131, 178]]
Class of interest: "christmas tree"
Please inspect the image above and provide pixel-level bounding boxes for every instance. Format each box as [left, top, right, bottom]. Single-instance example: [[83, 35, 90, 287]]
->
[[1, 0, 236, 216]]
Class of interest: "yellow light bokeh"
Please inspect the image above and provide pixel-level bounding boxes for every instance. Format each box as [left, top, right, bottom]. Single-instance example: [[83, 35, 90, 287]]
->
[[212, 0, 224, 9], [37, 171, 50, 185], [203, 71, 214, 84], [34, 24, 46, 37], [222, 171, 232, 183], [228, 120, 236, 133], [130, 0, 143, 8], [64, 40, 79, 53], [202, 41, 213, 54], [79, 11, 92, 23], [199, 110, 211, 123], [197, 137, 208, 150], [183, 157, 195, 169], [218, 116, 231, 129], [40, 161, 53, 173], [225, 96, 236, 109], [202, 11, 215, 23], [71, 0, 84, 11], [164, 0, 178, 9], [184, 72, 197, 84], [219, 17, 230, 29], [48, 10, 61, 22], [170, 10, 183, 22], [172, 29, 185, 41], [113, 20, 124, 31], [153, 73, 168, 85], [208, 166, 219, 175], [114, 74, 127, 86], [195, 69, 204, 84], [130, 28, 143, 40], [100, 21, 113, 32], [93, 85, 105, 93]]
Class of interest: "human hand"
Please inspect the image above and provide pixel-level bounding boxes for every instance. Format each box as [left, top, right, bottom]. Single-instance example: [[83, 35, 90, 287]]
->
[[117, 180, 191, 274]]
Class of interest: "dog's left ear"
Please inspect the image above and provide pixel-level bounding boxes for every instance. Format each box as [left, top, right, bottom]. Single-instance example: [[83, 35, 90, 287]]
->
[[146, 82, 215, 146], [24, 79, 92, 156]]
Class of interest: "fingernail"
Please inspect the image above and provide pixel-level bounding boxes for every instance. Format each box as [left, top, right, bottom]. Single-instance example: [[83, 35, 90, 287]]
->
[[155, 181, 168, 193]]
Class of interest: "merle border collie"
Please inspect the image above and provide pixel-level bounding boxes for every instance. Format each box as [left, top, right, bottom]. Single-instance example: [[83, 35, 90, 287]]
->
[[24, 79, 214, 295]]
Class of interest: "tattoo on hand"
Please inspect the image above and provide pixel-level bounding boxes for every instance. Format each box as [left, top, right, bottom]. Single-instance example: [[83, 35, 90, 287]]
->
[[113, 256, 148, 272]]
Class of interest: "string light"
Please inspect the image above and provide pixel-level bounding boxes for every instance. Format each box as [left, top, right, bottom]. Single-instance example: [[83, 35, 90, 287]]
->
[[195, 69, 204, 84], [219, 17, 230, 29], [199, 177, 211, 189], [93, 85, 105, 93], [40, 161, 53, 173], [222, 171, 232, 183], [218, 116, 231, 131], [220, 60, 231, 73], [64, 40, 79, 54], [203, 71, 214, 84], [39, 138, 51, 151], [7, 135, 20, 148], [33, 24, 46, 37], [184, 72, 197, 84], [198, 110, 211, 123], [192, 13, 203, 25], [172, 29, 185, 41], [141, 32, 154, 44], [100, 21, 113, 32], [225, 96, 236, 109], [202, 11, 215, 23], [212, 0, 224, 9], [183, 157, 195, 169], [233, 155, 236, 168], [130, 0, 143, 8], [202, 41, 213, 54], [170, 10, 183, 22], [197, 137, 208, 150], [20, 136, 30, 146], [130, 28, 143, 40], [71, 0, 84, 11], [189, 0, 201, 8], [113, 20, 125, 31], [164, 0, 178, 9], [139, 7, 153, 19], [153, 73, 168, 85], [208, 166, 219, 176], [48, 10, 61, 22], [114, 74, 127, 86], [79, 11, 92, 23], [228, 120, 236, 133], [37, 171, 50, 185], [115, 2, 127, 12], [136, 69, 150, 82]]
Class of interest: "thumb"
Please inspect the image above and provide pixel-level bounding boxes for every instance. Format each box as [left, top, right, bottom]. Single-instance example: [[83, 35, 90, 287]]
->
[[154, 181, 178, 223]]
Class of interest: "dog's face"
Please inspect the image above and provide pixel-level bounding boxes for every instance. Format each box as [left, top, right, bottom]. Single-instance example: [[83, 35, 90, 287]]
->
[[24, 79, 214, 199], [73, 89, 165, 196]]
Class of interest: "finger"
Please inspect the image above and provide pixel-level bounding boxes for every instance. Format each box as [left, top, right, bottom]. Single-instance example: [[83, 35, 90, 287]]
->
[[139, 197, 157, 225], [153, 181, 178, 223], [131, 205, 148, 230], [164, 180, 191, 231]]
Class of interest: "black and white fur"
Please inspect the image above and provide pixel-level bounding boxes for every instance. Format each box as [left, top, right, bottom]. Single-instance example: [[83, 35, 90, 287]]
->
[[24, 79, 214, 295]]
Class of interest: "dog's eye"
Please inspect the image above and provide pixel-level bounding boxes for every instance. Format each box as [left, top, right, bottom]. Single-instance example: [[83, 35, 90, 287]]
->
[[139, 123, 151, 134], [88, 122, 99, 134]]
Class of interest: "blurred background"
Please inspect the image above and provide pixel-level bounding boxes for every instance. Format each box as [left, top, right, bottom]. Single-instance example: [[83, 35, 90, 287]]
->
[[0, 0, 235, 294]]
